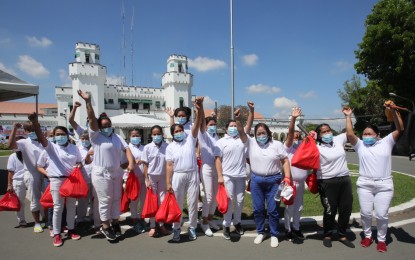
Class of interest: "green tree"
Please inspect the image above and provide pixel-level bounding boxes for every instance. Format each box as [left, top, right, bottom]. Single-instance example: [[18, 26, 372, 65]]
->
[[216, 104, 249, 129], [337, 75, 386, 134], [355, 0, 415, 107]]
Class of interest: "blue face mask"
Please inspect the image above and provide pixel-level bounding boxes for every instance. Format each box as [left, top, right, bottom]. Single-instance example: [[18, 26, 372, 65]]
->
[[227, 126, 238, 137], [101, 127, 113, 137], [321, 133, 333, 144], [28, 132, 37, 140], [81, 140, 91, 148], [130, 137, 141, 145], [256, 135, 269, 144], [177, 117, 187, 125], [174, 132, 185, 142], [55, 135, 68, 146], [152, 135, 163, 144], [363, 136, 376, 146], [48, 137, 54, 142], [207, 125, 217, 134]]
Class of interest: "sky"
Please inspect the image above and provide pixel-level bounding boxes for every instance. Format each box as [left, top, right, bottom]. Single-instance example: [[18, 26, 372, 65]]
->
[[0, 0, 379, 121]]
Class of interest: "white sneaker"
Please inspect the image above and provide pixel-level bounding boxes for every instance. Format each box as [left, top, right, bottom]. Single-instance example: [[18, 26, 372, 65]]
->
[[254, 234, 265, 244], [208, 220, 220, 231], [270, 236, 279, 248], [201, 224, 213, 237]]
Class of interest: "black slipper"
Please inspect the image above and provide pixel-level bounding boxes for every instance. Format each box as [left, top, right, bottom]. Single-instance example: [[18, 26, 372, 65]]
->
[[340, 239, 355, 248], [323, 237, 332, 248]]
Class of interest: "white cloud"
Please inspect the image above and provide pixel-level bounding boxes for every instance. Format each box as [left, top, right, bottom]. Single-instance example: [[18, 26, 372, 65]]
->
[[0, 62, 17, 75], [26, 36, 53, 48], [300, 90, 316, 99], [16, 55, 49, 78], [58, 69, 71, 87], [246, 84, 281, 94], [242, 54, 258, 66], [273, 96, 298, 108], [188, 56, 226, 72], [106, 75, 123, 85], [272, 109, 291, 119], [331, 60, 353, 73], [203, 96, 216, 109]]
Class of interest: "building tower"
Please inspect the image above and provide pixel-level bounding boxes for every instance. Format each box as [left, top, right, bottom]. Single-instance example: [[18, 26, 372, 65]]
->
[[69, 42, 107, 128], [161, 55, 193, 120]]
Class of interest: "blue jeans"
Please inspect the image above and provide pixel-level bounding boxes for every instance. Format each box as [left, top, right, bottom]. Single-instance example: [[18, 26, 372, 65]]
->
[[251, 173, 281, 237]]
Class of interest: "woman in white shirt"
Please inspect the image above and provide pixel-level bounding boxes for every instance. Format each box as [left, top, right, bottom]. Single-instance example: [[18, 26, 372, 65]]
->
[[214, 108, 248, 240], [142, 125, 169, 237], [78, 90, 135, 241], [284, 107, 308, 241], [315, 123, 354, 248], [7, 139, 28, 227], [166, 97, 203, 242], [29, 113, 82, 247], [127, 128, 147, 234], [166, 106, 193, 134], [343, 105, 403, 253]]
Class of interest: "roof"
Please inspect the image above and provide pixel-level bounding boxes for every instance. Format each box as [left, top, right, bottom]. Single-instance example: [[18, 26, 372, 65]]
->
[[0, 70, 39, 102], [110, 114, 170, 129], [0, 102, 57, 115], [204, 109, 264, 119]]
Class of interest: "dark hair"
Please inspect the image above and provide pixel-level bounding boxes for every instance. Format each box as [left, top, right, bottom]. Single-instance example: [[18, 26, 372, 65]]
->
[[129, 128, 141, 136], [174, 107, 191, 119], [363, 123, 379, 136], [205, 116, 217, 125], [315, 123, 331, 144], [23, 122, 34, 132], [151, 125, 163, 135], [254, 123, 272, 144], [170, 124, 184, 136], [98, 113, 111, 128], [225, 120, 236, 129], [80, 130, 89, 139], [53, 126, 69, 136], [294, 130, 303, 141]]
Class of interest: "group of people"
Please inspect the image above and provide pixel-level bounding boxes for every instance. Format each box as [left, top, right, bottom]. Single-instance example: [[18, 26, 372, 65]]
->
[[5, 92, 403, 253]]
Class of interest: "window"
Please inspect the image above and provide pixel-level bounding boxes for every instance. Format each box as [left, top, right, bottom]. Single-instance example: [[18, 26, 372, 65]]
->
[[132, 103, 139, 110], [155, 101, 160, 109], [179, 97, 184, 108], [85, 54, 90, 63], [143, 103, 150, 110], [178, 63, 182, 73], [120, 100, 127, 109], [108, 99, 114, 104], [170, 62, 175, 67], [95, 54, 100, 61]]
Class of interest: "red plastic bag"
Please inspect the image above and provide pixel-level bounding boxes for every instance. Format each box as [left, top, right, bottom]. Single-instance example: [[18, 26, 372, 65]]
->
[[141, 188, 158, 218], [125, 171, 140, 201], [306, 170, 319, 194], [59, 167, 89, 198], [216, 184, 229, 214], [291, 135, 320, 171], [40, 184, 54, 209], [0, 191, 20, 211], [120, 189, 129, 213], [197, 158, 202, 174], [155, 192, 182, 224], [282, 182, 297, 206]]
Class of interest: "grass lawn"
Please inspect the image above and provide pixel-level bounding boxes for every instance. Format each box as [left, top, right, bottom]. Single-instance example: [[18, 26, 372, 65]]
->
[[0, 150, 13, 156]]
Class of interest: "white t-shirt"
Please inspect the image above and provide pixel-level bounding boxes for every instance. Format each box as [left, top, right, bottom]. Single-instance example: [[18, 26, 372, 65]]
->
[[316, 133, 349, 179], [353, 133, 395, 179], [42, 141, 82, 177], [141, 141, 167, 176], [89, 129, 128, 171], [16, 138, 44, 173], [7, 153, 25, 180], [78, 145, 93, 183], [128, 143, 144, 175], [214, 135, 247, 178], [285, 143, 309, 182], [166, 133, 197, 172], [198, 131, 218, 166], [37, 150, 48, 169], [248, 136, 287, 176]]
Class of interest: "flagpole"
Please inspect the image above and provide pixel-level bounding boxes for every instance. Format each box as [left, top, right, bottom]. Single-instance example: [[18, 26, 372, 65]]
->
[[230, 0, 235, 119]]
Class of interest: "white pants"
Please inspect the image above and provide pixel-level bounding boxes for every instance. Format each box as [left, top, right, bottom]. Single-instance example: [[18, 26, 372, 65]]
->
[[24, 170, 43, 212], [200, 164, 218, 218], [284, 180, 305, 231], [76, 182, 92, 222], [91, 166, 123, 222], [50, 178, 76, 235], [357, 176, 394, 242], [172, 171, 200, 229], [129, 173, 147, 219], [13, 179, 27, 224], [223, 175, 246, 228], [148, 174, 167, 228]]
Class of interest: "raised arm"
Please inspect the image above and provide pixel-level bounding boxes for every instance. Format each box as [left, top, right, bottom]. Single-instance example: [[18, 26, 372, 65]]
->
[[387, 101, 404, 142], [234, 109, 247, 143], [285, 107, 302, 148], [191, 97, 203, 138], [68, 101, 82, 130], [200, 101, 207, 133], [165, 107, 175, 126], [28, 112, 48, 148], [77, 90, 98, 131], [342, 106, 358, 146], [244, 101, 254, 134], [7, 123, 21, 149]]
